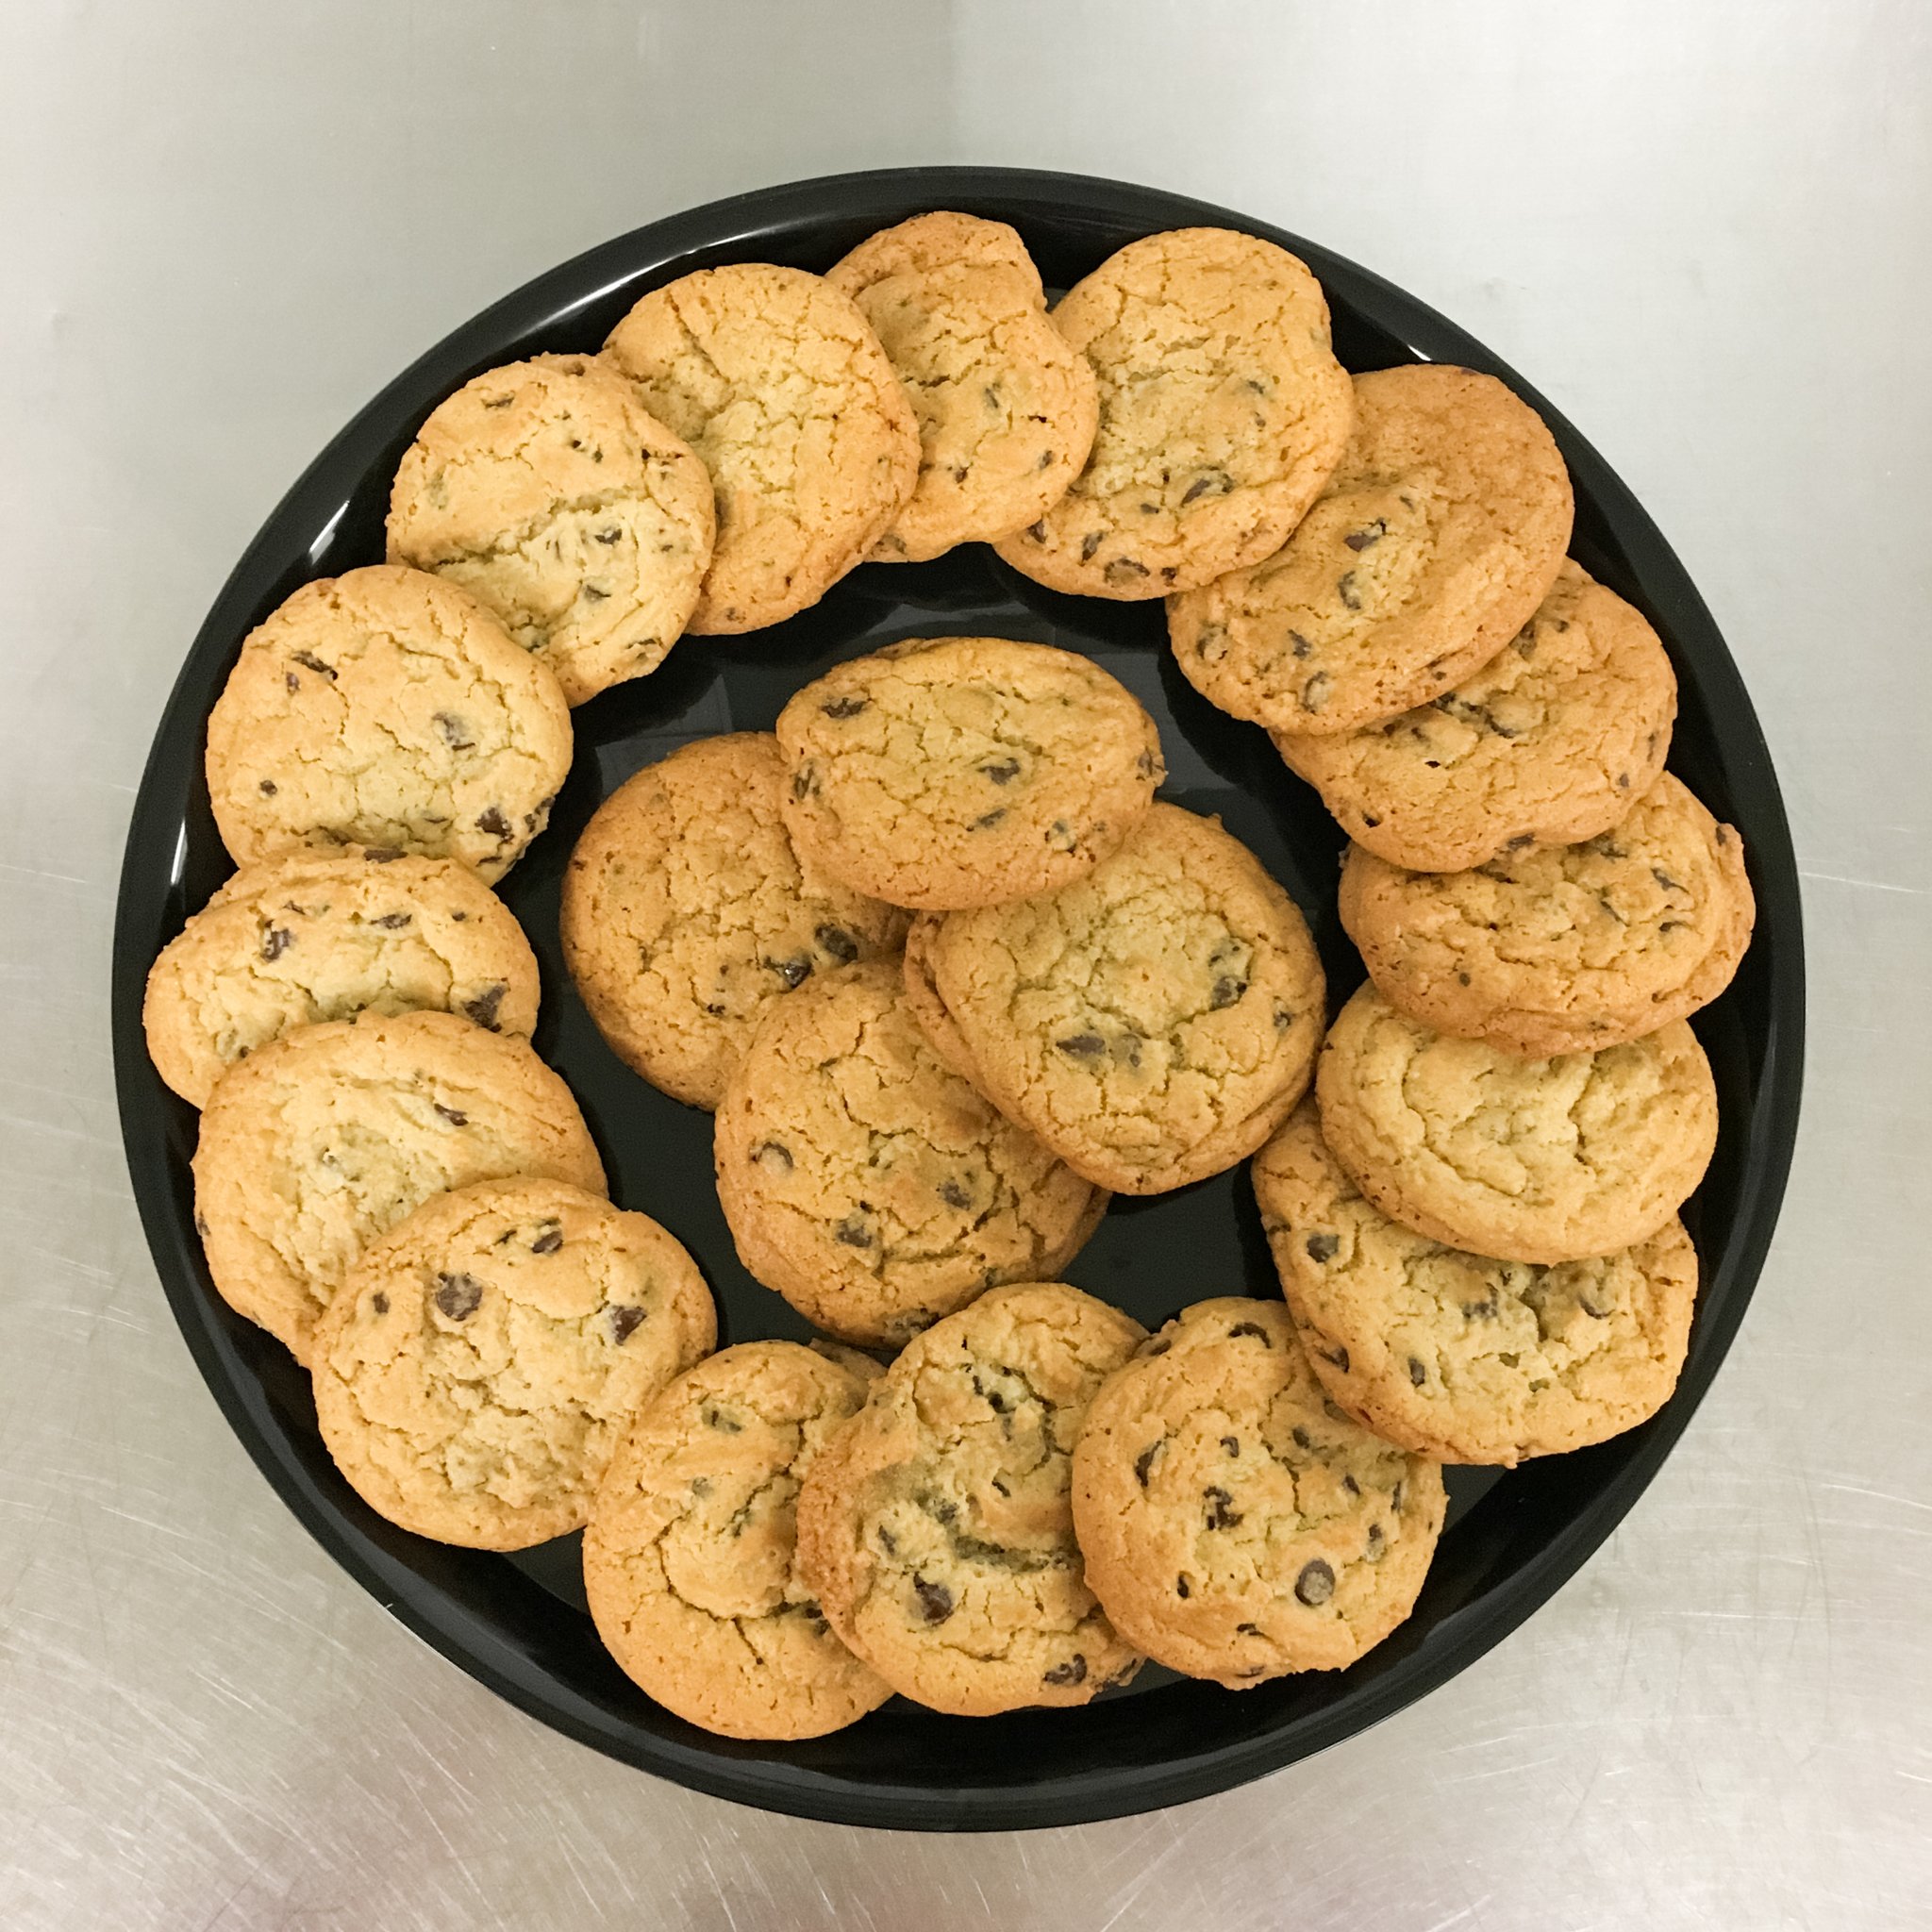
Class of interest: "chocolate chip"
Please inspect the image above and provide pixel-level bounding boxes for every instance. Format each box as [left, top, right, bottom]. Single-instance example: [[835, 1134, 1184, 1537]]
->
[[821, 695, 868, 719], [1578, 1287, 1613, 1319], [1617, 772, 1631, 790], [1196, 621, 1229, 662], [1204, 1486, 1242, 1531], [1462, 1293, 1498, 1320], [1046, 820, 1074, 849], [1042, 1655, 1087, 1686], [594, 526, 621, 544], [913, 1576, 954, 1624], [938, 1177, 973, 1210], [363, 846, 404, 863], [1181, 469, 1232, 505], [1597, 893, 1625, 924], [1104, 558, 1150, 585], [1294, 1559, 1336, 1606], [434, 1273, 483, 1321], [370, 1291, 389, 1315], [285, 672, 300, 692], [1025, 521, 1047, 542], [1337, 572, 1361, 611], [1344, 521, 1387, 551], [1134, 1442, 1162, 1487], [833, 1215, 873, 1249], [1366, 1524, 1386, 1557], [476, 807, 511, 840], [1361, 811, 1382, 827], [370, 911, 411, 929], [1407, 1356, 1427, 1386], [291, 650, 336, 680], [433, 711, 474, 748], [530, 1225, 563, 1255], [1175, 1574, 1191, 1598], [973, 808, 1007, 829], [791, 764, 819, 801], [876, 1525, 897, 1555], [1457, 971, 1472, 987], [1342, 1474, 1360, 1495], [703, 1407, 742, 1434], [608, 1306, 645, 1343], [1037, 449, 1056, 471], [1321, 1344, 1350, 1372], [1222, 1436, 1241, 1457], [1653, 868, 1685, 893], [752, 1141, 793, 1174], [979, 758, 1021, 785], [580, 584, 608, 602], [1209, 974, 1246, 1009], [461, 983, 507, 1029], [1302, 671, 1331, 710], [1226, 1322, 1271, 1342], [1306, 1232, 1340, 1263], [1274, 1005, 1294, 1032], [1080, 532, 1104, 561], [434, 1104, 467, 1126], [1289, 629, 1312, 658], [766, 955, 813, 990], [1715, 824, 1732, 847], [1392, 1481, 1407, 1512], [1056, 1033, 1106, 1059], [258, 778, 277, 795], [1292, 1426, 1313, 1451], [1137, 750, 1156, 776], [983, 384, 1002, 408], [260, 926, 292, 961], [814, 924, 858, 964]]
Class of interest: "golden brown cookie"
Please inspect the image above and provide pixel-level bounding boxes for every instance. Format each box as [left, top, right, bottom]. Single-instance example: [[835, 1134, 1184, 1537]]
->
[[775, 636, 1164, 910], [1315, 983, 1718, 1264], [992, 227, 1353, 599], [192, 1009, 606, 1362], [204, 564, 572, 882], [310, 1179, 714, 1548], [1339, 774, 1755, 1058], [583, 1341, 891, 1740], [142, 845, 539, 1108], [386, 354, 715, 705], [1255, 1100, 1700, 1464], [1273, 561, 1677, 870], [825, 212, 1098, 562], [602, 264, 919, 632], [926, 804, 1324, 1193], [900, 912, 983, 1086], [1071, 1298, 1444, 1683], [560, 734, 908, 1110], [712, 960, 1105, 1348], [1169, 365, 1574, 733], [795, 1282, 1146, 1716]]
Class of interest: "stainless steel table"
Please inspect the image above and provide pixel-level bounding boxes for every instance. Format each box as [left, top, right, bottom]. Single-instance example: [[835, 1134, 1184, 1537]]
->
[[3, 3, 1925, 1924]]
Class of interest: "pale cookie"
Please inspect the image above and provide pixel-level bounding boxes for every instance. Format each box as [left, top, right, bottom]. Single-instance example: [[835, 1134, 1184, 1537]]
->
[[1315, 983, 1718, 1264], [901, 913, 983, 1086], [560, 734, 908, 1110], [825, 212, 1098, 561], [1170, 365, 1574, 734], [993, 227, 1353, 598], [204, 564, 572, 882], [143, 845, 539, 1108], [795, 1282, 1146, 1716], [1072, 1298, 1444, 1683], [602, 264, 919, 632], [386, 354, 715, 705], [1273, 561, 1676, 870], [311, 1179, 714, 1548], [776, 637, 1164, 910], [1340, 774, 1755, 1058], [927, 804, 1324, 1194], [192, 1009, 606, 1362], [713, 960, 1105, 1348], [583, 1341, 891, 1740], [1255, 1101, 1699, 1464]]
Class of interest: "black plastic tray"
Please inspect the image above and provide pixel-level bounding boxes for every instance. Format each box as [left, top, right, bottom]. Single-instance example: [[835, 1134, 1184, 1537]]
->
[[111, 167, 1804, 1831]]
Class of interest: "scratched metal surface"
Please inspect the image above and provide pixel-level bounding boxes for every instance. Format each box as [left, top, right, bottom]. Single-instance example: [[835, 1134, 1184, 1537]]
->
[[3, 2, 1927, 1924]]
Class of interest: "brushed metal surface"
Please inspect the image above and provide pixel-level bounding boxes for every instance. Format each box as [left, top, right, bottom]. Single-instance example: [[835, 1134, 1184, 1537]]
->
[[1, 1, 1925, 1925]]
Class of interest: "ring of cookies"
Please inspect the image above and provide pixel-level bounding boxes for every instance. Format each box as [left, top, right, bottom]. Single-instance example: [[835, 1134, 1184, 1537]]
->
[[148, 214, 1752, 1740]]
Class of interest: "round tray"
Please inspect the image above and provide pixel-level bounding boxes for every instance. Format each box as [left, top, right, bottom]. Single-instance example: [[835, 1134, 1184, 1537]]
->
[[111, 167, 1804, 1831]]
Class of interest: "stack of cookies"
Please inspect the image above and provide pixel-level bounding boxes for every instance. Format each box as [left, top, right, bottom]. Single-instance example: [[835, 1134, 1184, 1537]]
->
[[143, 209, 1751, 1743]]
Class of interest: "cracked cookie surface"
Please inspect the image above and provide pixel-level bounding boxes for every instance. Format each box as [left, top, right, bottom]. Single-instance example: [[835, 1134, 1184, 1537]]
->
[[825, 212, 1098, 562], [927, 804, 1324, 1193], [583, 1341, 890, 1739], [192, 1009, 606, 1362], [1340, 774, 1755, 1058], [1255, 1101, 1698, 1464], [204, 564, 573, 882], [1169, 365, 1573, 734], [311, 1178, 713, 1548], [993, 227, 1352, 600], [1315, 983, 1717, 1264], [776, 636, 1164, 909], [561, 734, 908, 1110], [795, 1282, 1146, 1716], [143, 844, 539, 1107], [713, 960, 1105, 1347], [1072, 1297, 1444, 1682], [1274, 561, 1677, 870], [386, 354, 714, 706], [602, 263, 918, 632]]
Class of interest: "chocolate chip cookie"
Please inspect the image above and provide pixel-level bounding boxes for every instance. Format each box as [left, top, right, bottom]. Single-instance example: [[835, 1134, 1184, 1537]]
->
[[561, 734, 908, 1110], [775, 636, 1164, 909], [1274, 561, 1677, 870], [1255, 1100, 1700, 1464], [925, 804, 1324, 1193], [583, 1341, 891, 1740], [386, 354, 715, 705], [204, 564, 572, 882], [825, 212, 1098, 562], [602, 263, 919, 632], [795, 1282, 1146, 1716], [143, 845, 540, 1108], [993, 227, 1353, 599], [1072, 1298, 1444, 1683], [1169, 365, 1573, 733], [1315, 983, 1718, 1264], [1339, 774, 1755, 1057], [713, 960, 1105, 1347], [311, 1178, 714, 1548], [192, 1009, 606, 1362]]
